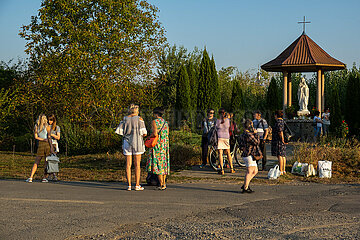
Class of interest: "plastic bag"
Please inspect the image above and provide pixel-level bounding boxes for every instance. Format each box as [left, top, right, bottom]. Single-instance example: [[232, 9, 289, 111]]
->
[[291, 161, 308, 175], [304, 164, 316, 177], [318, 161, 332, 178], [268, 165, 281, 180]]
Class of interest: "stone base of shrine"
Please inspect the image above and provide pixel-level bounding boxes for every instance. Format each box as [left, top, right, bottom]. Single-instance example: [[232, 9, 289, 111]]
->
[[286, 119, 315, 142]]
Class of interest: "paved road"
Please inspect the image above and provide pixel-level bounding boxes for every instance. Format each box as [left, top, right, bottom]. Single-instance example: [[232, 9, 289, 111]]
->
[[0, 179, 359, 239]]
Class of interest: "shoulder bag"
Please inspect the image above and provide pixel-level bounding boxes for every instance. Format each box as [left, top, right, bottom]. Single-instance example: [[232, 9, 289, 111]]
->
[[283, 121, 294, 143], [145, 121, 166, 148]]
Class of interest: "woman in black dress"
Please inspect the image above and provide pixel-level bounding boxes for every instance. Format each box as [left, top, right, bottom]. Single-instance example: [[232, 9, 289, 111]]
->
[[271, 110, 287, 175]]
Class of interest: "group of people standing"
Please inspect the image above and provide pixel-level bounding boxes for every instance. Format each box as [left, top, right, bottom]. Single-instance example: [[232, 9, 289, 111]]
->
[[26, 105, 290, 194], [26, 114, 60, 183], [115, 104, 170, 191], [201, 109, 288, 193], [313, 108, 331, 140]]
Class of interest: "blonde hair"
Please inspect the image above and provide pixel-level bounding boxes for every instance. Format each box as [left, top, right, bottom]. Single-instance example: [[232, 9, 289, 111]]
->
[[128, 104, 139, 114], [35, 114, 48, 133]]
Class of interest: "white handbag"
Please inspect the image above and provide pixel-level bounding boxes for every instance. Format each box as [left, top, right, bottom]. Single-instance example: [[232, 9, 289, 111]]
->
[[268, 165, 281, 180], [318, 161, 332, 178]]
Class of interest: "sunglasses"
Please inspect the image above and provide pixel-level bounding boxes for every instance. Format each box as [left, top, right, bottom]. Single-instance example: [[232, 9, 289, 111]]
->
[[209, 112, 214, 114]]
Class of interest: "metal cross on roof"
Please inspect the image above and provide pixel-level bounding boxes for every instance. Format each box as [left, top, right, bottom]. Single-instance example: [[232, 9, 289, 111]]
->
[[298, 16, 311, 34]]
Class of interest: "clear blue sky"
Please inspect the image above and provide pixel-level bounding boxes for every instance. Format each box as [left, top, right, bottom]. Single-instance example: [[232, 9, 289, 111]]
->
[[1, 0, 360, 72]]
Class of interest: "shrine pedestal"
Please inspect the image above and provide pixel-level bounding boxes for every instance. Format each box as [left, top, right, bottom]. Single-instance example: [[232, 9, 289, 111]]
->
[[286, 119, 315, 142]]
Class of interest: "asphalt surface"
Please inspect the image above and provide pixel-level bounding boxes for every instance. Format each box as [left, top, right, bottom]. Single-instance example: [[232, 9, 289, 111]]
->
[[0, 179, 359, 239]]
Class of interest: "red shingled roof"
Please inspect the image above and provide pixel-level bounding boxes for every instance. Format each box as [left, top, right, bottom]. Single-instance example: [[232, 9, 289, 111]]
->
[[261, 33, 346, 72]]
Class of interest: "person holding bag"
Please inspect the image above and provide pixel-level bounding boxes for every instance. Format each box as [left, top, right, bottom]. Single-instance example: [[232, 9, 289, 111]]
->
[[271, 110, 287, 175], [238, 119, 261, 193], [146, 107, 170, 190], [26, 114, 55, 183], [115, 104, 147, 191]]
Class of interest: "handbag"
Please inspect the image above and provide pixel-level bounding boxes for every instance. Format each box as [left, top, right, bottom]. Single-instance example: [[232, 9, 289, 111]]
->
[[283, 121, 294, 143], [46, 154, 60, 173], [251, 146, 263, 161], [145, 122, 165, 148]]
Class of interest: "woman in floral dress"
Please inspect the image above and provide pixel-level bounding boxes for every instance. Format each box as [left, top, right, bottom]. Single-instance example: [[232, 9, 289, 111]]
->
[[146, 107, 170, 190], [271, 110, 287, 175]]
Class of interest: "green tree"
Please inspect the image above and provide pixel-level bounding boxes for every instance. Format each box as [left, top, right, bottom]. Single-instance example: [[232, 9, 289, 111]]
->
[[266, 77, 281, 111], [19, 0, 166, 128], [210, 56, 221, 109], [329, 82, 342, 135], [230, 80, 244, 112], [175, 65, 191, 112], [218, 66, 236, 110], [186, 60, 198, 110], [197, 49, 212, 112], [345, 68, 360, 135]]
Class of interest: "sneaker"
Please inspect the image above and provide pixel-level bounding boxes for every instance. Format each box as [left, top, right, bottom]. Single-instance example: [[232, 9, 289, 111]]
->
[[135, 185, 144, 191], [26, 178, 32, 183], [41, 179, 48, 183], [127, 186, 132, 191]]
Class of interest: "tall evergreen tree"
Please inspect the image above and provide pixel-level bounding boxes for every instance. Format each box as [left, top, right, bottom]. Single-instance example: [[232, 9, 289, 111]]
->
[[186, 60, 198, 110], [210, 56, 221, 109], [230, 80, 244, 112], [345, 69, 360, 135], [329, 82, 342, 135], [197, 49, 212, 112], [266, 77, 281, 111], [175, 65, 191, 112]]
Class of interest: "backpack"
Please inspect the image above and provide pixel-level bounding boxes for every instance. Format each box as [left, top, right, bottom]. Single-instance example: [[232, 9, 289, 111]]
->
[[207, 126, 218, 146]]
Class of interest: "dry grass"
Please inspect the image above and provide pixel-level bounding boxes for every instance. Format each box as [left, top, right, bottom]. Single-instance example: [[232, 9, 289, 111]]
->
[[290, 139, 360, 183]]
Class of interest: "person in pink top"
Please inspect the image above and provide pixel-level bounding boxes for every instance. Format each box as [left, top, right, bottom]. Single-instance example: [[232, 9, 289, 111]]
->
[[216, 108, 235, 175]]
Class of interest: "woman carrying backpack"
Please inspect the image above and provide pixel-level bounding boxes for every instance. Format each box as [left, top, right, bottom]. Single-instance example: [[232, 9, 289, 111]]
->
[[216, 108, 234, 175], [238, 119, 261, 193]]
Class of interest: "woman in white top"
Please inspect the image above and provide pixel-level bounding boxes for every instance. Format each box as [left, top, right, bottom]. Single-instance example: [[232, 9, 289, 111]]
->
[[115, 104, 147, 191], [322, 108, 330, 136], [313, 110, 323, 141]]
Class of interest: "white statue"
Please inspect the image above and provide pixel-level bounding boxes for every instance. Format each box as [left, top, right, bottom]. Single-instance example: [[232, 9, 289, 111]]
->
[[297, 77, 310, 116]]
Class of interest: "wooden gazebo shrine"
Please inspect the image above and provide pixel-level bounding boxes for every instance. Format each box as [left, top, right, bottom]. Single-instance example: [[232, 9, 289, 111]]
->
[[261, 19, 346, 114]]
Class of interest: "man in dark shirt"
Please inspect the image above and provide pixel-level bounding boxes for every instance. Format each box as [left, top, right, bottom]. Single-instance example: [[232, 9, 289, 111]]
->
[[252, 110, 269, 171], [200, 109, 217, 168]]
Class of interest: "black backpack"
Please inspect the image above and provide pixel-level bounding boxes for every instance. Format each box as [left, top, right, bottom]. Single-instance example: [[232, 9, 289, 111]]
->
[[207, 126, 218, 146]]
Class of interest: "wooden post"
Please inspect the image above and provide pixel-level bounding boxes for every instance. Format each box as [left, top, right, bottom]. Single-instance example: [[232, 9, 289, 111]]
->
[[317, 69, 322, 113], [288, 73, 292, 107], [283, 71, 288, 112], [321, 72, 325, 112]]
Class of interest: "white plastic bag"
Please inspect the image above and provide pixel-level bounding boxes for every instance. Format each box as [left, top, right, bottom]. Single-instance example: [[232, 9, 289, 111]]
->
[[291, 161, 308, 175], [318, 161, 332, 178], [305, 164, 316, 177], [268, 165, 281, 180]]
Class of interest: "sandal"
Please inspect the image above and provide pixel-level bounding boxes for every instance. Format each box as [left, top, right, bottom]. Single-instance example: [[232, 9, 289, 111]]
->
[[127, 186, 132, 191], [218, 169, 225, 175], [135, 185, 144, 191], [230, 168, 235, 173], [26, 178, 32, 183]]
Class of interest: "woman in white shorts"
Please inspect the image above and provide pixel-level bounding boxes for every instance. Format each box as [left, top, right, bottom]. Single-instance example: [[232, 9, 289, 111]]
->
[[238, 119, 261, 193], [216, 108, 235, 175], [115, 104, 147, 191]]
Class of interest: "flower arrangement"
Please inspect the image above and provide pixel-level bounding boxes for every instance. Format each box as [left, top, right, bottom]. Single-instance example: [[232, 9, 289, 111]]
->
[[338, 120, 349, 138]]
